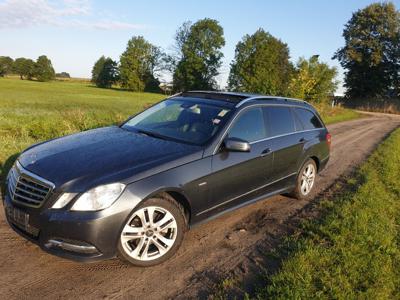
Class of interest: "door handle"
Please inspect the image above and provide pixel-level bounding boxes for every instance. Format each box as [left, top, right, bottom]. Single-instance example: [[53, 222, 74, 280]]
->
[[261, 148, 272, 157]]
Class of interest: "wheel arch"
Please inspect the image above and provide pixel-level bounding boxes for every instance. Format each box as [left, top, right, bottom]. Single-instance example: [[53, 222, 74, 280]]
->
[[145, 188, 192, 225], [309, 155, 320, 172], [163, 191, 191, 224]]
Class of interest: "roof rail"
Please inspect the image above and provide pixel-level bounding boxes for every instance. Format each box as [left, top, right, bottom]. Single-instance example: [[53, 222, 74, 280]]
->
[[179, 91, 248, 102], [235, 96, 307, 108], [166, 92, 182, 99], [167, 91, 308, 107], [235, 96, 270, 107]]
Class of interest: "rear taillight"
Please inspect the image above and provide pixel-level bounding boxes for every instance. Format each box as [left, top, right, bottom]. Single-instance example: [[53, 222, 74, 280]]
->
[[326, 132, 332, 149]]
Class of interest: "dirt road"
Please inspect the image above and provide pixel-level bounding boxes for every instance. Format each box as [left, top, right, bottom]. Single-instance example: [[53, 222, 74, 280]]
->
[[1, 112, 399, 300]]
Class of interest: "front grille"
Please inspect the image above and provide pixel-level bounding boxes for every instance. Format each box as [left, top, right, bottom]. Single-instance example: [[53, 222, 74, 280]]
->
[[7, 162, 54, 208]]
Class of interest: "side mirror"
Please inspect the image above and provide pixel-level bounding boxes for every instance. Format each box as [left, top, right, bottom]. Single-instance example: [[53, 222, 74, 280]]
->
[[224, 137, 251, 152]]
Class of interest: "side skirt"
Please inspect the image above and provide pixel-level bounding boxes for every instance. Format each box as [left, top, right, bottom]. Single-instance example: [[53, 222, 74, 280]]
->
[[190, 185, 295, 228]]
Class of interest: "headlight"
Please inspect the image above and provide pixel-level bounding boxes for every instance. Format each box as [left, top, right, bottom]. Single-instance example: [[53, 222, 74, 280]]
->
[[52, 193, 77, 209], [70, 183, 125, 211]]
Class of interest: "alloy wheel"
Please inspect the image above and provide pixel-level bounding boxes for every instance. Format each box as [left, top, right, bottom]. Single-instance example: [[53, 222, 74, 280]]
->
[[300, 163, 316, 196], [120, 206, 178, 261]]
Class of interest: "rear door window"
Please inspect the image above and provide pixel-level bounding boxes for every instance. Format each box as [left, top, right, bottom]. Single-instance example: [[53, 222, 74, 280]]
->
[[294, 108, 323, 130], [265, 106, 295, 136]]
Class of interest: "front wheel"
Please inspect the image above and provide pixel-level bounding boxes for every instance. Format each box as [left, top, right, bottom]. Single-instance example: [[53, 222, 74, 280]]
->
[[289, 159, 317, 200], [117, 195, 187, 267]]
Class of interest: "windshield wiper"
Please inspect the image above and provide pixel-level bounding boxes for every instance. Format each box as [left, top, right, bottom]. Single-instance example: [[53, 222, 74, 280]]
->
[[129, 127, 199, 146], [135, 128, 169, 141]]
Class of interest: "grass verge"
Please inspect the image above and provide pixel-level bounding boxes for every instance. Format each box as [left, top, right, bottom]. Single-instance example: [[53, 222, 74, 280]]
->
[[316, 103, 364, 125], [256, 128, 400, 299]]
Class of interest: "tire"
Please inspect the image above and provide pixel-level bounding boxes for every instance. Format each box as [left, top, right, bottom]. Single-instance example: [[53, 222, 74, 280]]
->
[[117, 194, 187, 267], [289, 158, 317, 200]]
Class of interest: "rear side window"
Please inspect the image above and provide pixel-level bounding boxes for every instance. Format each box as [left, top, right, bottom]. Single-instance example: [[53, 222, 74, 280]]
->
[[265, 106, 295, 136], [295, 108, 323, 130], [228, 107, 267, 142], [292, 109, 304, 131]]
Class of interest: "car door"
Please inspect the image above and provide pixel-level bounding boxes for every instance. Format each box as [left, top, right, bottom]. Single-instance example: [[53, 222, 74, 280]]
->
[[264, 106, 304, 185], [205, 106, 274, 215], [293, 106, 327, 167]]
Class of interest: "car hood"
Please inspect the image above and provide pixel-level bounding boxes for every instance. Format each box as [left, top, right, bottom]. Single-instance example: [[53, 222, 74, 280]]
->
[[18, 126, 203, 192]]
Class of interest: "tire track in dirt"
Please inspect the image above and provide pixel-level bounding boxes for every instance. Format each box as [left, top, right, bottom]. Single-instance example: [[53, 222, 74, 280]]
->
[[0, 112, 399, 300]]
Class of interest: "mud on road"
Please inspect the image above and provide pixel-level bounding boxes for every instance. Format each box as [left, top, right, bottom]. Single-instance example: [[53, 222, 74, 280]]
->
[[1, 112, 399, 300]]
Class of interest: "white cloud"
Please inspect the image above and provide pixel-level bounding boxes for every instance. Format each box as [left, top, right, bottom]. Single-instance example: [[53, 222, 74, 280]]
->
[[0, 0, 145, 30], [92, 21, 145, 30]]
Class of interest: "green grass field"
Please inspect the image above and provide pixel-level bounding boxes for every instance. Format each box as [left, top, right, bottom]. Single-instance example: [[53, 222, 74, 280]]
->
[[258, 128, 400, 299], [0, 78, 361, 184], [0, 78, 164, 182]]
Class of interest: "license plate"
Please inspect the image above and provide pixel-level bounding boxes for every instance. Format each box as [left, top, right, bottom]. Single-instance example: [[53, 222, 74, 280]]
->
[[6, 205, 29, 230]]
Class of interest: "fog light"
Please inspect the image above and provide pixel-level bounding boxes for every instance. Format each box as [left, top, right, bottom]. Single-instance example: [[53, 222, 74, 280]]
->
[[45, 239, 98, 254]]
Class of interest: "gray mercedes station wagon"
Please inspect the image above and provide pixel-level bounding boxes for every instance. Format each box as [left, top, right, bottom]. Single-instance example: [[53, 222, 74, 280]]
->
[[3, 91, 331, 266]]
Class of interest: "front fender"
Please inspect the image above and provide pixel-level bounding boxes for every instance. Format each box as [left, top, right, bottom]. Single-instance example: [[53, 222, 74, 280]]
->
[[123, 157, 212, 221]]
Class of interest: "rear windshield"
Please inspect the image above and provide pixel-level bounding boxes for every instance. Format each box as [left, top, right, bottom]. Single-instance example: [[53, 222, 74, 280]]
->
[[122, 99, 232, 145]]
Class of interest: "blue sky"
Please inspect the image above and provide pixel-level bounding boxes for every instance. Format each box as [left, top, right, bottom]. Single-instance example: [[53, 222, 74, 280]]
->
[[1, 0, 399, 94]]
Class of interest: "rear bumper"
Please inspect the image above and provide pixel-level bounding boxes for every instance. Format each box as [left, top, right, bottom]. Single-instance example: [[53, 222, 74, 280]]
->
[[2, 192, 135, 263], [319, 155, 330, 172]]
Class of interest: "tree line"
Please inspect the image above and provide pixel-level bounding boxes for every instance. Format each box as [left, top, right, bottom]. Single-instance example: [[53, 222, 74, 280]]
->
[[92, 2, 400, 102], [0, 55, 59, 82], [92, 19, 338, 104]]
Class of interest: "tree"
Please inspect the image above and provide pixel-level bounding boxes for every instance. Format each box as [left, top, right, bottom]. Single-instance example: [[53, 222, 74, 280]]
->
[[288, 56, 338, 103], [13, 57, 35, 80], [92, 56, 106, 84], [228, 29, 293, 95], [56, 72, 70, 78], [172, 18, 225, 91], [91, 56, 118, 88], [0, 56, 14, 77], [34, 55, 55, 82], [334, 2, 400, 98], [119, 36, 163, 92]]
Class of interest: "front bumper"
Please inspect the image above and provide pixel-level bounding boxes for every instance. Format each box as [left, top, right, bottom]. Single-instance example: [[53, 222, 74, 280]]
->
[[2, 191, 135, 263]]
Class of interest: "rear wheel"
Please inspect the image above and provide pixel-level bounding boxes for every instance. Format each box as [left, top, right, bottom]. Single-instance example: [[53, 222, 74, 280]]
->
[[290, 159, 317, 200], [117, 195, 187, 267]]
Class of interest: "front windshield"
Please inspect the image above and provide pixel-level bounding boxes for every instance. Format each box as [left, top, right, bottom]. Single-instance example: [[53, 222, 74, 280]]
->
[[122, 99, 232, 145]]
